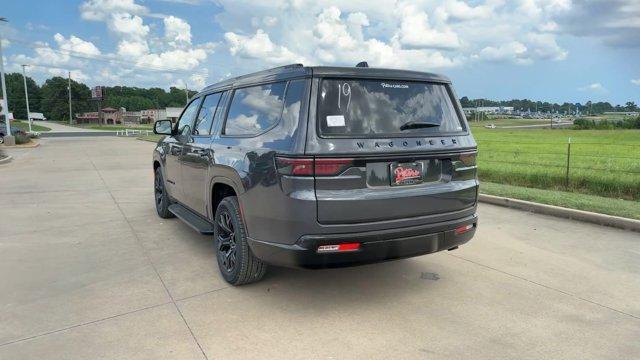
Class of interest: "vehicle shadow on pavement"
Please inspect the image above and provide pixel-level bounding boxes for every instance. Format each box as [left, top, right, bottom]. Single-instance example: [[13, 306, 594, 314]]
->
[[236, 259, 441, 312]]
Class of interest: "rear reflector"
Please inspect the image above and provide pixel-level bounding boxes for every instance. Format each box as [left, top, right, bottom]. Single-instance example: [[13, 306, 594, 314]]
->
[[455, 224, 474, 235], [275, 156, 354, 177], [317, 243, 361, 253]]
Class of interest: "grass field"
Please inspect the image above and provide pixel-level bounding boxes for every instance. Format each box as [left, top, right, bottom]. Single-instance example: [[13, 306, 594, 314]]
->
[[77, 124, 154, 131], [471, 124, 640, 200], [11, 120, 51, 132], [480, 182, 640, 220], [137, 134, 164, 142], [475, 118, 559, 127]]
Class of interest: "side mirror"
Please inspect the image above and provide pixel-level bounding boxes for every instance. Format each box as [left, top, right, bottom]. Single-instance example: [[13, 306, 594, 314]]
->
[[154, 120, 174, 135]]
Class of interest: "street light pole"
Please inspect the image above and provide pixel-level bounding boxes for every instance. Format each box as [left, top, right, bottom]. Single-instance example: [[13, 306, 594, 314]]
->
[[0, 17, 13, 143], [21, 64, 32, 132], [68, 71, 73, 125]]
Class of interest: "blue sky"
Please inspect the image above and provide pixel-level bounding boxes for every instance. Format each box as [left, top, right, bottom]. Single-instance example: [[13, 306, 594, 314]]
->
[[1, 0, 639, 105]]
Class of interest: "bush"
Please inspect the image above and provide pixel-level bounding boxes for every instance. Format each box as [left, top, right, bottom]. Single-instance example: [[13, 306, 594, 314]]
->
[[15, 133, 31, 145], [574, 116, 640, 130]]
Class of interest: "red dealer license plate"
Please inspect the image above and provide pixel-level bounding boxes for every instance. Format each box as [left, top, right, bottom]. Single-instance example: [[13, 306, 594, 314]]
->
[[390, 162, 424, 186]]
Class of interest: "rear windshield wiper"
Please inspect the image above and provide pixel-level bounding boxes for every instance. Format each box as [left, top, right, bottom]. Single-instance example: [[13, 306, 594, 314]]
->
[[399, 121, 440, 131]]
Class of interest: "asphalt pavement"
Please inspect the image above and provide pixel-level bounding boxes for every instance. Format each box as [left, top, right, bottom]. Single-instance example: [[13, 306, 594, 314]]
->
[[0, 137, 638, 359]]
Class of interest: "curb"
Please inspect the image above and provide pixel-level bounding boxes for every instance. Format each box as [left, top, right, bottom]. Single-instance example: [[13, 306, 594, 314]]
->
[[0, 140, 40, 149], [479, 194, 640, 233], [41, 132, 118, 138], [0, 156, 13, 165]]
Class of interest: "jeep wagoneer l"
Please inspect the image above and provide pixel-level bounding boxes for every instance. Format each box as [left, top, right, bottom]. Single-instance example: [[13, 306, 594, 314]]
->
[[152, 63, 478, 285]]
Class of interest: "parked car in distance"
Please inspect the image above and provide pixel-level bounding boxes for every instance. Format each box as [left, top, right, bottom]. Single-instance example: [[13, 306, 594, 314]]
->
[[152, 63, 479, 285], [0, 121, 24, 144]]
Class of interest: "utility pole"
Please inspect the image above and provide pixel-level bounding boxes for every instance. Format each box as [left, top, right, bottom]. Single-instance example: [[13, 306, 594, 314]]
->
[[21, 64, 32, 132], [0, 17, 14, 145], [184, 81, 189, 106], [68, 72, 73, 125]]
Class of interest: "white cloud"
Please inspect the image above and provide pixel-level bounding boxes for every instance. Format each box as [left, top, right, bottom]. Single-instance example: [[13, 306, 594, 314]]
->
[[54, 33, 101, 56], [579, 83, 606, 92], [476, 42, 530, 64], [525, 33, 567, 61], [558, 0, 640, 47], [631, 79, 640, 86], [79, 0, 147, 21], [313, 7, 361, 50], [164, 16, 192, 48], [108, 13, 149, 41], [212, 0, 571, 71], [396, 5, 460, 50], [225, 29, 304, 64]]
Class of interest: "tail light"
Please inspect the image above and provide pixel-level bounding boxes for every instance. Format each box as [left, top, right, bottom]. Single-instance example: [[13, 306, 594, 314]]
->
[[275, 156, 354, 177], [459, 152, 477, 166], [275, 157, 314, 176]]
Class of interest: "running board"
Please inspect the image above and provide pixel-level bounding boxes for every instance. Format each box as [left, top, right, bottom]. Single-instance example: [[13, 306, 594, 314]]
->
[[168, 203, 215, 235]]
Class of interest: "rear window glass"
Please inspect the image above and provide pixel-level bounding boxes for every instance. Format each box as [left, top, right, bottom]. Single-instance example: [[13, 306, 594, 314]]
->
[[224, 82, 286, 136], [318, 79, 464, 137]]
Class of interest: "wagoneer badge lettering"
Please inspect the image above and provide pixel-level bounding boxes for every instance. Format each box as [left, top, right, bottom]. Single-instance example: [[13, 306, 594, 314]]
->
[[356, 138, 458, 149]]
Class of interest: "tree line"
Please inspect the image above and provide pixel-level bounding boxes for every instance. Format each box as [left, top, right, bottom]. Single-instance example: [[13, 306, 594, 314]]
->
[[459, 97, 638, 114], [1, 73, 197, 121], [1, 72, 637, 121]]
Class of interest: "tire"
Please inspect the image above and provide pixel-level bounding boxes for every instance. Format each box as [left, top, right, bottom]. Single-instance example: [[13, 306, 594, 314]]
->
[[0, 135, 4, 145], [154, 167, 174, 219], [214, 196, 266, 285]]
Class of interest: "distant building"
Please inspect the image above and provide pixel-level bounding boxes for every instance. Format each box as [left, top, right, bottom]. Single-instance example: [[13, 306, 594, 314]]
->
[[462, 106, 514, 115], [141, 109, 165, 123], [122, 109, 142, 124], [102, 107, 120, 125], [77, 106, 184, 125], [165, 107, 183, 122], [76, 112, 100, 124]]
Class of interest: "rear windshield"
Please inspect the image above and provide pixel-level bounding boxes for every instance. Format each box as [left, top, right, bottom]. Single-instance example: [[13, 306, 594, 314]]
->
[[318, 79, 464, 137]]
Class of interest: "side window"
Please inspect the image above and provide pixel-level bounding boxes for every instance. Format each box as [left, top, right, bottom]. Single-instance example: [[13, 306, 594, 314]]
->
[[224, 82, 287, 136], [177, 99, 201, 136], [193, 93, 222, 136], [281, 80, 306, 137]]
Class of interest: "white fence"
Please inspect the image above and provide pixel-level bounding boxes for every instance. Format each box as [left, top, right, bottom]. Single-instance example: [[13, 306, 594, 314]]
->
[[116, 129, 152, 137]]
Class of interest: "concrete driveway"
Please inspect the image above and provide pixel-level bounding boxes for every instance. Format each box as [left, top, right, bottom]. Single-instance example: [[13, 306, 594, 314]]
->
[[0, 137, 638, 360]]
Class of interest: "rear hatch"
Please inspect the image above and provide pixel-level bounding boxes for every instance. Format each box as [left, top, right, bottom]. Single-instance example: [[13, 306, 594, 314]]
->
[[308, 77, 477, 224]]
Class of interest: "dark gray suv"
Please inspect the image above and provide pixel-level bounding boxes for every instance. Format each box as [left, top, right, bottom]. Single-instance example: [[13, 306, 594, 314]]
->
[[152, 64, 478, 285]]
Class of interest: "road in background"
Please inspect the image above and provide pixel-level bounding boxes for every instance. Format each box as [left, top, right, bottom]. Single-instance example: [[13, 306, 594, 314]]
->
[[0, 137, 638, 359]]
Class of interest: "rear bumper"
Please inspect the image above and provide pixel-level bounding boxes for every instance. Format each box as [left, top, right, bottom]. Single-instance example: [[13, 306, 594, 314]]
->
[[248, 214, 477, 269]]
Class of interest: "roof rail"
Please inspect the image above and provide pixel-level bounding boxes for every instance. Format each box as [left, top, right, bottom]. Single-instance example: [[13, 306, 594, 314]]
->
[[269, 63, 304, 71]]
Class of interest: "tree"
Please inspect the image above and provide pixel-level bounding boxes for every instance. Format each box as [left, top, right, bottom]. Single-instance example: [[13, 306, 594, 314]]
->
[[625, 101, 637, 112], [40, 77, 91, 121], [1, 72, 42, 120]]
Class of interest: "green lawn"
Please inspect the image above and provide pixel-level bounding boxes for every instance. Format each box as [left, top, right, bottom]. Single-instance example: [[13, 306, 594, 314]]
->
[[480, 182, 640, 220], [11, 120, 51, 132], [472, 126, 640, 200], [137, 134, 164, 143], [77, 124, 154, 131]]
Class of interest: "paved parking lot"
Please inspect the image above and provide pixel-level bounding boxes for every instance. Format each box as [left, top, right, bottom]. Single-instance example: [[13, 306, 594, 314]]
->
[[1, 137, 639, 359]]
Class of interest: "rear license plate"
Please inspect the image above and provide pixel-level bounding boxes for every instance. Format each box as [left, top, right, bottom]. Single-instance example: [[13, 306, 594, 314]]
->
[[390, 162, 424, 186]]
